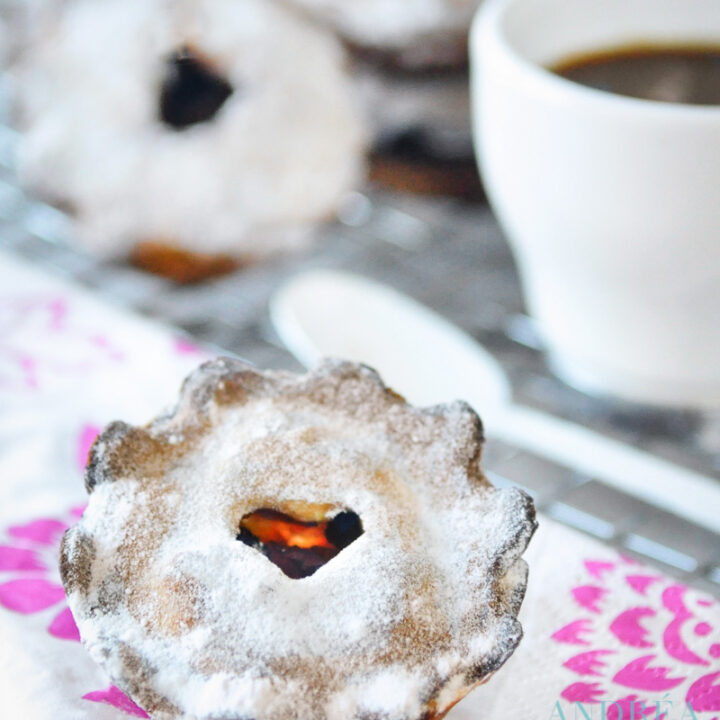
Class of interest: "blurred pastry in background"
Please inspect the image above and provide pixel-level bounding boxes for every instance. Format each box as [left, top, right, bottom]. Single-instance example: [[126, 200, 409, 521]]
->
[[9, 0, 366, 282], [357, 64, 483, 200], [287, 0, 483, 69], [288, 0, 485, 199]]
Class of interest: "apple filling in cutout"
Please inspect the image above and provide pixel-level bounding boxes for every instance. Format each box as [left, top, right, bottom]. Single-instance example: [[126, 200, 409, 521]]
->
[[238, 508, 363, 579]]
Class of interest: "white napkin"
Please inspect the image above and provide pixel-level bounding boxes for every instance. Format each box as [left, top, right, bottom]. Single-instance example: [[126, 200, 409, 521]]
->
[[0, 252, 717, 719]]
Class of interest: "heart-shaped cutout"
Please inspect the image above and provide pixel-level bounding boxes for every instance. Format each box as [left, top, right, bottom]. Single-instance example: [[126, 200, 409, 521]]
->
[[159, 46, 234, 130], [237, 508, 363, 579]]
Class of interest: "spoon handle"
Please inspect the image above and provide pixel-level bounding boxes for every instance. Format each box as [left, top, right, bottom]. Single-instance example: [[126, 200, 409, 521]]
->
[[271, 270, 719, 533]]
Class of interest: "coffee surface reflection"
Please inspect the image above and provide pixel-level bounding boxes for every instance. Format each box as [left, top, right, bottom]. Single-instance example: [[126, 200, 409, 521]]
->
[[552, 46, 720, 105]]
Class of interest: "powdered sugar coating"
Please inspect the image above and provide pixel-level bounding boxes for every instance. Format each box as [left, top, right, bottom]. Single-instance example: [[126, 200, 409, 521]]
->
[[61, 358, 536, 720], [11, 0, 366, 259]]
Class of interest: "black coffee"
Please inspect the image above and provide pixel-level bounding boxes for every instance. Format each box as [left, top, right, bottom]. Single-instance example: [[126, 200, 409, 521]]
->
[[551, 46, 720, 105]]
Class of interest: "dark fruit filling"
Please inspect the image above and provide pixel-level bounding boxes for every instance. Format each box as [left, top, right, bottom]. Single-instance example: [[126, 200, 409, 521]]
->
[[237, 509, 364, 579], [324, 511, 364, 549], [159, 47, 233, 130]]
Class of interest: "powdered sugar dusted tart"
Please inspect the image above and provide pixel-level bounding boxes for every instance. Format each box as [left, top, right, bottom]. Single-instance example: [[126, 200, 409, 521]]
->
[[60, 358, 536, 720], [12, 0, 365, 265]]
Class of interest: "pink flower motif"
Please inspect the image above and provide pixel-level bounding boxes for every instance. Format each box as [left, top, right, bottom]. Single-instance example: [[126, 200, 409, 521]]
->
[[0, 579, 66, 613], [77, 425, 100, 472], [610, 607, 656, 648], [8, 518, 68, 546], [0, 491, 145, 716], [552, 619, 594, 645], [561, 681, 605, 703], [0, 545, 45, 572], [584, 560, 616, 581], [625, 575, 661, 596], [664, 615, 710, 666], [661, 585, 710, 666], [173, 337, 205, 357], [662, 584, 691, 615], [572, 585, 608, 614], [48, 606, 81, 642], [564, 649, 615, 677], [613, 655, 686, 692], [82, 686, 149, 718], [0, 294, 123, 391], [686, 672, 720, 713]]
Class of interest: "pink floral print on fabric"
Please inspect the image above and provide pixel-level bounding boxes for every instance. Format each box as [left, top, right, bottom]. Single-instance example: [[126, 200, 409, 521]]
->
[[610, 607, 656, 648], [0, 295, 123, 391], [77, 425, 102, 474], [572, 585, 609, 614], [563, 649, 615, 677], [82, 687, 149, 718], [173, 336, 206, 356], [552, 554, 720, 715], [0, 425, 148, 717]]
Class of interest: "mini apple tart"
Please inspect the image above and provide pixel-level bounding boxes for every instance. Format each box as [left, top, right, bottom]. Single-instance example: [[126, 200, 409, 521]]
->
[[12, 0, 365, 280], [61, 358, 536, 720]]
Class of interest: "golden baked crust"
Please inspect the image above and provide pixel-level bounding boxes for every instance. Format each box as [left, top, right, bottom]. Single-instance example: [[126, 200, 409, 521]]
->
[[61, 358, 536, 720], [129, 241, 241, 284]]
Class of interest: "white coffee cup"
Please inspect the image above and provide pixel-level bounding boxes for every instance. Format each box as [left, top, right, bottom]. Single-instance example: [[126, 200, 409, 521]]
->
[[470, 0, 720, 408]]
